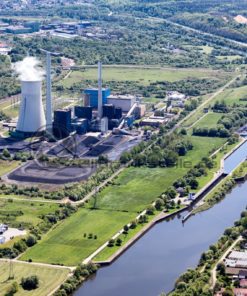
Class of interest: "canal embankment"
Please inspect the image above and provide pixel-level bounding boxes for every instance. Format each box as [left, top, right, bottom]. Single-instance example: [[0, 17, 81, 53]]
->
[[93, 138, 247, 264], [75, 180, 247, 296], [74, 138, 247, 296]]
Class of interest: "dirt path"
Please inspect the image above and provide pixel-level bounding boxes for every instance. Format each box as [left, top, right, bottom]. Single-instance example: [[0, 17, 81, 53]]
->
[[185, 111, 210, 130], [181, 74, 240, 129], [210, 236, 242, 289], [143, 15, 247, 50], [0, 258, 74, 271], [0, 195, 62, 204]]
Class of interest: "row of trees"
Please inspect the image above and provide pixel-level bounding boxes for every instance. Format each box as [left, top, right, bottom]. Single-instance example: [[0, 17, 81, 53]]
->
[[54, 263, 98, 296], [219, 109, 247, 130], [0, 149, 33, 162], [132, 138, 193, 168], [193, 126, 230, 138], [170, 207, 247, 296], [120, 131, 193, 168]]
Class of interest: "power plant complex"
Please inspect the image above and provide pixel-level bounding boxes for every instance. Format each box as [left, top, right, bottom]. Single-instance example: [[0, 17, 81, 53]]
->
[[14, 56, 144, 139], [0, 55, 181, 186]]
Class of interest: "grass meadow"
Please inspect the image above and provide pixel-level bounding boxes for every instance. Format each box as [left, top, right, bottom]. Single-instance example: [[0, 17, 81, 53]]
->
[[0, 199, 59, 228], [0, 261, 69, 296], [19, 135, 226, 266], [60, 66, 229, 88], [20, 208, 135, 266]]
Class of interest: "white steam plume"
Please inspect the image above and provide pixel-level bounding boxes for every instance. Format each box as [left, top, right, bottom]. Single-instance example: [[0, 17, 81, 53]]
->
[[13, 57, 45, 81]]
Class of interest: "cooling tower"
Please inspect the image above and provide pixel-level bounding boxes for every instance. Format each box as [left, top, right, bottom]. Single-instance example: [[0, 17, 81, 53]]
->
[[16, 80, 46, 134]]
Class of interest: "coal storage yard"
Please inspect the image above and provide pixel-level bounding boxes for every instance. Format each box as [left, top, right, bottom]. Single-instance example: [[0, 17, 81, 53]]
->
[[7, 160, 97, 185]]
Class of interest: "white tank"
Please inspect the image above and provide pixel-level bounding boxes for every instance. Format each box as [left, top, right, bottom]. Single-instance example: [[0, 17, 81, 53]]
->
[[101, 117, 108, 133], [16, 80, 46, 133]]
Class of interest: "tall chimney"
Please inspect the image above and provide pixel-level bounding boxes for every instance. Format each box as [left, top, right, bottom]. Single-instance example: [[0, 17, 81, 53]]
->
[[46, 52, 52, 131], [98, 61, 103, 119]]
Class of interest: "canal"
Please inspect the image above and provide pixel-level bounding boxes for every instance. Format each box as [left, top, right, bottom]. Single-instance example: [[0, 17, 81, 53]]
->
[[224, 139, 247, 174], [75, 142, 247, 296]]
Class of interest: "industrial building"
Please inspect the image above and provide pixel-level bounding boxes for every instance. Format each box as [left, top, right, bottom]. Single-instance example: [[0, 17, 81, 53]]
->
[[5, 22, 40, 34], [6, 25, 32, 34], [13, 58, 145, 142], [101, 117, 108, 133], [140, 117, 168, 127], [84, 88, 111, 108], [107, 94, 136, 112], [74, 106, 93, 120], [1, 57, 149, 187], [103, 104, 115, 119], [115, 107, 123, 119], [134, 104, 146, 119], [53, 109, 72, 139], [71, 118, 88, 135]]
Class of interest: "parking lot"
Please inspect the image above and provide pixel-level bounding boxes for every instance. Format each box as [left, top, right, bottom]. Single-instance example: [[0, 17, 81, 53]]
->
[[0, 227, 26, 244]]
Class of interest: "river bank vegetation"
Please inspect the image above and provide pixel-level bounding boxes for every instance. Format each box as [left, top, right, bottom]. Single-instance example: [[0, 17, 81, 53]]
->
[[232, 161, 247, 180], [169, 209, 247, 296]]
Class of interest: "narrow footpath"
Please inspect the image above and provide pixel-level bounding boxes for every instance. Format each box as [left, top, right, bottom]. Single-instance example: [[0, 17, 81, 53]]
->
[[210, 236, 242, 289]]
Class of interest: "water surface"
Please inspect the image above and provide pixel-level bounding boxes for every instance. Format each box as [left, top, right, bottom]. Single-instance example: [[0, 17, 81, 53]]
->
[[75, 181, 247, 296]]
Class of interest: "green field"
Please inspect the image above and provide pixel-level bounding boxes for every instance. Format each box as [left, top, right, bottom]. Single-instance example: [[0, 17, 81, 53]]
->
[[0, 199, 59, 228], [20, 135, 226, 266], [94, 219, 146, 262], [0, 261, 69, 296], [92, 166, 186, 212], [20, 208, 135, 266], [191, 140, 239, 192], [60, 66, 228, 88], [181, 79, 243, 129], [192, 112, 223, 129], [94, 139, 238, 262], [0, 160, 21, 176], [212, 85, 247, 106], [89, 136, 226, 212]]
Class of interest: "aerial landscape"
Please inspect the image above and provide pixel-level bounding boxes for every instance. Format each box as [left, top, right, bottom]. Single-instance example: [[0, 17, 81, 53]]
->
[[0, 0, 247, 296]]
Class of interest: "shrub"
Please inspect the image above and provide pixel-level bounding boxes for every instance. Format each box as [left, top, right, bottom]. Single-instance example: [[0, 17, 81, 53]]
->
[[21, 275, 39, 290], [26, 235, 37, 247], [108, 239, 115, 247], [146, 205, 155, 215], [5, 282, 18, 296], [155, 198, 164, 210], [130, 220, 137, 229], [116, 238, 122, 246]]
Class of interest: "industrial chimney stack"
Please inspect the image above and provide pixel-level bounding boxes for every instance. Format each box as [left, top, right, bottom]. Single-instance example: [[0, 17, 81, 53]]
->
[[46, 52, 52, 132], [98, 61, 103, 119]]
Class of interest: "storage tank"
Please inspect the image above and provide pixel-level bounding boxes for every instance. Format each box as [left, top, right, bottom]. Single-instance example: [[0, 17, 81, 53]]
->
[[101, 117, 108, 133], [16, 80, 46, 134]]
